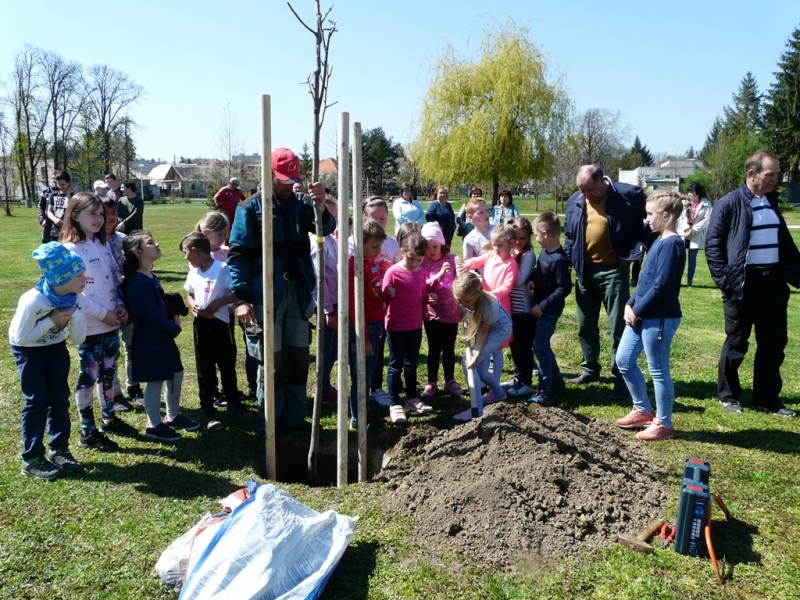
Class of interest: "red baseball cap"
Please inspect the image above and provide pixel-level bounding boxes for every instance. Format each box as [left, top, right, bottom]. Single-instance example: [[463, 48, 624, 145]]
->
[[271, 148, 302, 182]]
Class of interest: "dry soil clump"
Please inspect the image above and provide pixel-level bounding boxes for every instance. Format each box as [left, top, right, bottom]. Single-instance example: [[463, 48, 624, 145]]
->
[[381, 402, 670, 568]]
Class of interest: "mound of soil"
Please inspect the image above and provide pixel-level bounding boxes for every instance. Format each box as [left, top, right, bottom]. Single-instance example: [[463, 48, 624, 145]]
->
[[380, 402, 670, 568]]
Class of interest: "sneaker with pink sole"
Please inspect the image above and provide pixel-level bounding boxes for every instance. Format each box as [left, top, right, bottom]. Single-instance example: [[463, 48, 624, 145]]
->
[[481, 389, 507, 405], [389, 404, 407, 424], [444, 380, 465, 395], [421, 383, 438, 398], [405, 398, 433, 414], [636, 418, 675, 441], [616, 407, 656, 429]]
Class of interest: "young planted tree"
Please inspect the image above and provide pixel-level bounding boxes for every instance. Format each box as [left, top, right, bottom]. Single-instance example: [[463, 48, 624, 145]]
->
[[413, 22, 570, 204], [287, 0, 337, 485]]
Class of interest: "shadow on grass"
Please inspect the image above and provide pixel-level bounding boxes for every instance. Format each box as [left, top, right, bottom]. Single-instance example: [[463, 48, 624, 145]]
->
[[674, 380, 717, 401], [715, 516, 762, 581], [679, 428, 800, 453], [320, 541, 378, 599], [83, 459, 242, 499]]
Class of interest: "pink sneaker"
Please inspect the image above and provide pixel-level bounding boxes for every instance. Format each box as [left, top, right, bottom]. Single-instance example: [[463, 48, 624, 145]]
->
[[616, 407, 656, 429], [444, 380, 465, 395], [421, 383, 438, 398], [389, 404, 407, 424], [481, 389, 507, 405], [636, 418, 675, 441], [405, 398, 433, 414]]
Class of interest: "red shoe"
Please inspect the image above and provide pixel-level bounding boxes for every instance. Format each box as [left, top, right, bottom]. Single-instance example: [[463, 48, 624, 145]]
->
[[635, 418, 675, 441], [616, 407, 656, 429]]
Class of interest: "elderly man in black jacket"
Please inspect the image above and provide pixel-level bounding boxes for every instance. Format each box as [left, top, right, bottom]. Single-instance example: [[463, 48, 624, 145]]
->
[[564, 165, 656, 401], [706, 151, 800, 417]]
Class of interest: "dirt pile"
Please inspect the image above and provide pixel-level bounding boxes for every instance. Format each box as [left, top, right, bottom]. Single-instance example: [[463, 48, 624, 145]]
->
[[381, 402, 671, 568]]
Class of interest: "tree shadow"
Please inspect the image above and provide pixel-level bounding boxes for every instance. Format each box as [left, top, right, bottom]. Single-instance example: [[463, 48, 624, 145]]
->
[[674, 380, 717, 401], [319, 541, 379, 599], [679, 428, 800, 454]]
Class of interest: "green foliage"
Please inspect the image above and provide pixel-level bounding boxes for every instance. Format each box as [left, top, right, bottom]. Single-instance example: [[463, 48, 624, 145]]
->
[[412, 20, 571, 203], [723, 71, 764, 137], [701, 130, 763, 201], [618, 135, 654, 170], [300, 142, 313, 181], [765, 26, 800, 182], [361, 127, 402, 195]]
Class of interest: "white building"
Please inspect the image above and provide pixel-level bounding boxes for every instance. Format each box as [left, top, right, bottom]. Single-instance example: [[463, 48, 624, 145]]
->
[[618, 157, 704, 192]]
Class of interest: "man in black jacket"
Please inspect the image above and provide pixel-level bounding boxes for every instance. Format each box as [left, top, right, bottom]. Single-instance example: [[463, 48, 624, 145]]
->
[[706, 151, 800, 417], [563, 165, 655, 401]]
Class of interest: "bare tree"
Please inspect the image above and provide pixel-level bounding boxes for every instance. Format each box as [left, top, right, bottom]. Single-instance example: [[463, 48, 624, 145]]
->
[[288, 0, 338, 485], [287, 0, 337, 180], [7, 45, 53, 204], [0, 110, 16, 215], [217, 103, 246, 181], [573, 108, 629, 173], [83, 64, 143, 174], [41, 50, 81, 173]]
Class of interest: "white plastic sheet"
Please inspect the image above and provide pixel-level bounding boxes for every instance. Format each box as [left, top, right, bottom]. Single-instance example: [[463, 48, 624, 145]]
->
[[158, 482, 357, 600]]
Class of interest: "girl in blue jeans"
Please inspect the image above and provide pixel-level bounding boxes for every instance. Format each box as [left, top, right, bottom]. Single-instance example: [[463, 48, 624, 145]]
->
[[615, 192, 686, 441], [452, 271, 513, 422]]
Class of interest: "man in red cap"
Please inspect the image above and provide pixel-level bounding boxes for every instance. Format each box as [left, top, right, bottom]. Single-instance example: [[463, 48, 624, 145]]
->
[[214, 177, 246, 227], [228, 148, 335, 438]]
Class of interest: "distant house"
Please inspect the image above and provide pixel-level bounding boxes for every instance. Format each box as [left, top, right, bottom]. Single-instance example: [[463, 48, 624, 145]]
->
[[319, 158, 338, 175], [618, 157, 704, 192]]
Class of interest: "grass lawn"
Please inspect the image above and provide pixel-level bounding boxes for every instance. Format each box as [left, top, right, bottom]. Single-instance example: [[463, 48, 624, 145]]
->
[[1, 198, 799, 599]]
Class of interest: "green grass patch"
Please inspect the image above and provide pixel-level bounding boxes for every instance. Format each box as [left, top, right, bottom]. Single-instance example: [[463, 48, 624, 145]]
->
[[1, 202, 799, 599]]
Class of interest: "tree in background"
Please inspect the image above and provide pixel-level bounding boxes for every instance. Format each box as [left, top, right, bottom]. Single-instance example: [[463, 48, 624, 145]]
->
[[700, 72, 766, 199], [572, 108, 629, 174], [362, 127, 402, 195], [618, 135, 654, 170], [0, 110, 15, 215], [83, 64, 143, 175], [723, 71, 763, 137], [299, 142, 313, 182], [397, 147, 423, 197], [765, 25, 800, 182], [412, 21, 571, 205]]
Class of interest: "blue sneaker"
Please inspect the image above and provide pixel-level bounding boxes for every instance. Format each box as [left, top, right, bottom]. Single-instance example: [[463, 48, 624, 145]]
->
[[145, 422, 182, 442], [529, 390, 554, 407]]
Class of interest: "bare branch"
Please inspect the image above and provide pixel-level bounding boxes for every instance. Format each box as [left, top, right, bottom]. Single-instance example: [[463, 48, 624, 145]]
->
[[286, 2, 317, 36]]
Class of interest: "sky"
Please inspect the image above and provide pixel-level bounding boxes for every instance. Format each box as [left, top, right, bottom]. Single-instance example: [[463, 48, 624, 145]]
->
[[2, 0, 799, 166]]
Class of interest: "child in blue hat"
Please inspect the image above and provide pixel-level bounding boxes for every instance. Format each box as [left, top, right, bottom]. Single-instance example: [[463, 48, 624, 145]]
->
[[8, 242, 89, 481]]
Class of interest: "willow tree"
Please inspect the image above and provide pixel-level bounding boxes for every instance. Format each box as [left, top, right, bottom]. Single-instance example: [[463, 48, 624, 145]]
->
[[412, 22, 571, 204]]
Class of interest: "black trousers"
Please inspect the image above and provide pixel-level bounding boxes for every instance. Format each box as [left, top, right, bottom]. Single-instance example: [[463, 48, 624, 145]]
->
[[509, 313, 536, 387], [424, 320, 459, 383], [718, 268, 790, 405], [194, 317, 238, 413]]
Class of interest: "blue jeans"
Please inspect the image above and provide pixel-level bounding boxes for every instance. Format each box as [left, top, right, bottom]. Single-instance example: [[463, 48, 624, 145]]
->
[[534, 310, 564, 393], [387, 328, 422, 405], [12, 342, 72, 461], [686, 249, 699, 283], [616, 317, 681, 428], [349, 321, 384, 421]]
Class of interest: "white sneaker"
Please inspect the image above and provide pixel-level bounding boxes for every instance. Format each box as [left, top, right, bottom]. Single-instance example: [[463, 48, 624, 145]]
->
[[453, 407, 482, 422], [389, 404, 407, 424], [370, 389, 391, 406], [405, 398, 433, 414], [500, 378, 518, 390], [507, 382, 534, 397]]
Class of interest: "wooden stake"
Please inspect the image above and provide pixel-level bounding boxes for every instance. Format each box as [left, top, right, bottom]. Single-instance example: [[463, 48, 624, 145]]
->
[[260, 95, 276, 481], [351, 121, 367, 482], [336, 111, 350, 487]]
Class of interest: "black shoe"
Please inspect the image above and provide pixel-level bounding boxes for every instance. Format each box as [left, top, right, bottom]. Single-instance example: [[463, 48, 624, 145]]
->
[[79, 429, 120, 452], [753, 401, 796, 418], [21, 456, 61, 481], [99, 416, 138, 436], [227, 402, 256, 420], [113, 394, 135, 412], [568, 373, 600, 385], [48, 448, 85, 474], [719, 399, 743, 413], [607, 382, 630, 402], [213, 393, 228, 408], [164, 413, 201, 431]]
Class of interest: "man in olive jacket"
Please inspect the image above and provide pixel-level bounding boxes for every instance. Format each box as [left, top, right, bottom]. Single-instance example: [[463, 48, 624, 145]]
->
[[706, 151, 800, 417]]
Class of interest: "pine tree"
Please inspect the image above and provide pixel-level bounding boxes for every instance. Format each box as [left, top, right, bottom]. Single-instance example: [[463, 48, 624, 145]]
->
[[723, 72, 763, 136], [765, 26, 800, 182], [700, 117, 723, 160], [630, 135, 654, 166]]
